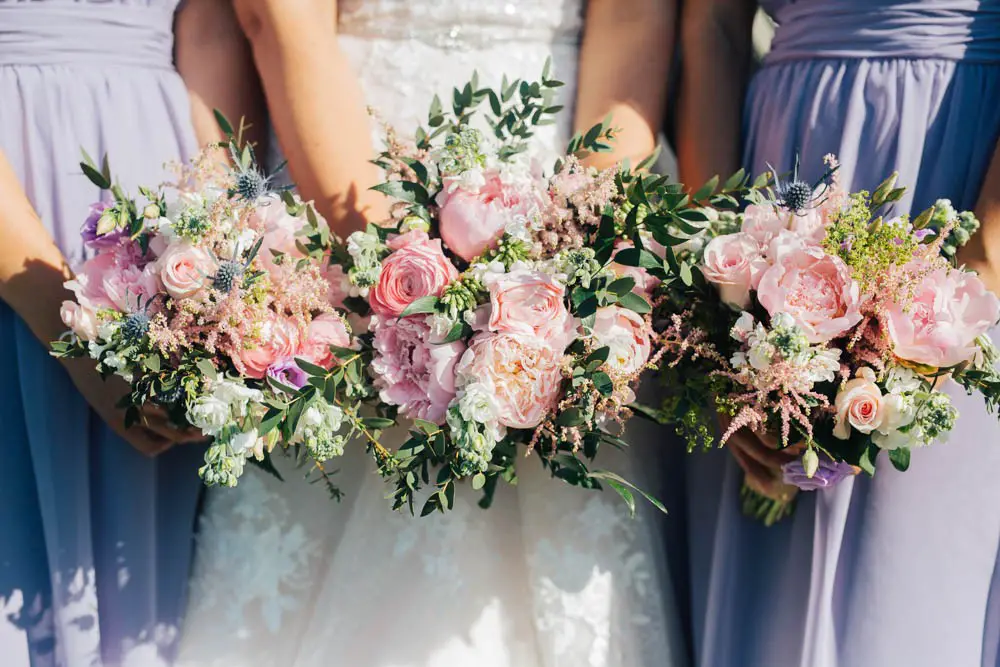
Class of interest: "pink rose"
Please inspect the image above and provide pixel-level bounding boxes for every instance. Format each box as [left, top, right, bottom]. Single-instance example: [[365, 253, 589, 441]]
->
[[369, 233, 459, 317], [757, 246, 862, 343], [591, 306, 652, 375], [833, 367, 885, 439], [298, 313, 352, 368], [60, 301, 98, 341], [157, 241, 214, 301], [886, 264, 999, 368], [486, 267, 577, 352], [371, 315, 464, 424], [437, 169, 545, 261], [457, 333, 563, 429], [611, 241, 662, 300], [66, 253, 116, 310], [239, 315, 302, 379], [702, 233, 766, 309]]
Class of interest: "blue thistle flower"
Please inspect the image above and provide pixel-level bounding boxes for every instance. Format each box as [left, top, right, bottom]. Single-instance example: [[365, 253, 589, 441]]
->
[[121, 311, 150, 342]]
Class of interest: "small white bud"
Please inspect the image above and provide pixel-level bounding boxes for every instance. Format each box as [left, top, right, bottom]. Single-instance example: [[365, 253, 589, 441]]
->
[[143, 204, 161, 219], [803, 448, 819, 479]]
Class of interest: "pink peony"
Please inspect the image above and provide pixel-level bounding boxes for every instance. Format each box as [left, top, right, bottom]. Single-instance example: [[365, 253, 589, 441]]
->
[[102, 263, 161, 311], [833, 367, 885, 439], [885, 264, 999, 368], [60, 300, 98, 341], [65, 252, 116, 311], [486, 267, 577, 352], [757, 246, 862, 343], [456, 332, 563, 429], [369, 232, 458, 317], [371, 315, 464, 424], [611, 240, 662, 300], [157, 241, 214, 301], [298, 313, 352, 368], [437, 169, 545, 261], [702, 233, 766, 309], [254, 196, 309, 277], [239, 314, 301, 379], [742, 204, 828, 246], [591, 306, 652, 375], [321, 262, 352, 309], [741, 205, 786, 245]]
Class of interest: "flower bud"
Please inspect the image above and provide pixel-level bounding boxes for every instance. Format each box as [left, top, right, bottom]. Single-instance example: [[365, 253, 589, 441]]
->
[[143, 204, 161, 219], [401, 215, 430, 233], [803, 448, 819, 479]]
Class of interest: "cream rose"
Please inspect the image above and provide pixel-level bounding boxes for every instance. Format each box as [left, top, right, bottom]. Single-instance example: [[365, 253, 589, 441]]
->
[[157, 241, 214, 300], [833, 367, 885, 439]]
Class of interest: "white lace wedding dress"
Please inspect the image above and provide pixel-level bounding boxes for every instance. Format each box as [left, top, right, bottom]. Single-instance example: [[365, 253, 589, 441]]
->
[[176, 2, 685, 666]]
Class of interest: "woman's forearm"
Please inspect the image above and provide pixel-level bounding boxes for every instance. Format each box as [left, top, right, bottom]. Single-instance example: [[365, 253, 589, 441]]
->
[[574, 0, 676, 170], [175, 0, 267, 149], [959, 144, 1000, 292], [677, 0, 756, 187], [0, 150, 73, 344], [235, 0, 386, 235]]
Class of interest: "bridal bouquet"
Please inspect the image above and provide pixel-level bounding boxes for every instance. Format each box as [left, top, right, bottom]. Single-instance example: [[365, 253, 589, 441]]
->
[[335, 65, 679, 515], [52, 117, 375, 492], [650, 157, 1000, 524]]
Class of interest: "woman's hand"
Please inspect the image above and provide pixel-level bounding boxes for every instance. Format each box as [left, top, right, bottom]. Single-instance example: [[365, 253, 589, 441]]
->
[[61, 357, 202, 457], [719, 413, 802, 500]]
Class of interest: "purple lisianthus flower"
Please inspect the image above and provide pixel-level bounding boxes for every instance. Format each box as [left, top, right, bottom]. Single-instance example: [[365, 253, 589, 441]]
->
[[913, 228, 935, 242], [81, 202, 125, 250], [267, 359, 309, 390], [782, 456, 856, 491]]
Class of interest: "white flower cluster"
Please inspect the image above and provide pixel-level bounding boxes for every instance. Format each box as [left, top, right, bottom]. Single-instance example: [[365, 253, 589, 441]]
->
[[346, 229, 384, 292], [730, 312, 841, 388], [191, 378, 267, 487], [447, 380, 506, 478], [290, 400, 347, 462], [872, 366, 956, 450]]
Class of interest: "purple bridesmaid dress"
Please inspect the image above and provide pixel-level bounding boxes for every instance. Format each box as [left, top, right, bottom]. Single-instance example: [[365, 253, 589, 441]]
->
[[687, 2, 1000, 666], [0, 2, 203, 665]]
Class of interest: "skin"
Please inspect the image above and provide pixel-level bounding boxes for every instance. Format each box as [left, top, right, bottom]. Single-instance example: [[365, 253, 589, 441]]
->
[[0, 0, 264, 456], [958, 146, 1000, 295], [574, 0, 676, 170], [677, 0, 756, 188], [677, 0, 808, 496], [231, 0, 389, 236]]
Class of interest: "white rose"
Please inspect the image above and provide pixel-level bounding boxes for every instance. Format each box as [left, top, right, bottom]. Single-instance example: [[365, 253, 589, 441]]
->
[[458, 383, 501, 424], [187, 395, 230, 436], [230, 429, 264, 459], [731, 312, 756, 342], [212, 379, 263, 418]]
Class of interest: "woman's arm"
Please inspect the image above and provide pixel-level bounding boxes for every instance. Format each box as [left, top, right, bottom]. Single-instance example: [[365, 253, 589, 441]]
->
[[574, 0, 676, 170], [232, 0, 387, 235], [677, 0, 757, 186], [175, 0, 267, 148], [958, 146, 1000, 293], [0, 151, 182, 454]]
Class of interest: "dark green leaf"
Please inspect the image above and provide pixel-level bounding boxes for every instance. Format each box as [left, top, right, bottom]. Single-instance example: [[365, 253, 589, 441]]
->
[[400, 295, 440, 317], [213, 109, 235, 137], [589, 470, 667, 515], [362, 417, 395, 430], [606, 277, 636, 297], [371, 180, 430, 205], [557, 408, 586, 427], [294, 357, 329, 378], [617, 291, 651, 315], [592, 371, 614, 395], [888, 447, 910, 472]]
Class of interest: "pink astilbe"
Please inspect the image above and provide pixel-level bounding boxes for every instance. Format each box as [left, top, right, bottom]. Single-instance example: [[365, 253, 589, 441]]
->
[[536, 158, 619, 254]]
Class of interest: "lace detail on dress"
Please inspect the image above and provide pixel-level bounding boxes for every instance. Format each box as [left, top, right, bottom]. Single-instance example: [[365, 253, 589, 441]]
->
[[184, 474, 322, 639], [338, 0, 584, 50]]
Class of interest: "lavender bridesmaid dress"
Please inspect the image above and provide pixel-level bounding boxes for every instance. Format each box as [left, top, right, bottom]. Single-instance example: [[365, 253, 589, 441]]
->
[[687, 2, 1000, 666], [0, 2, 203, 665]]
